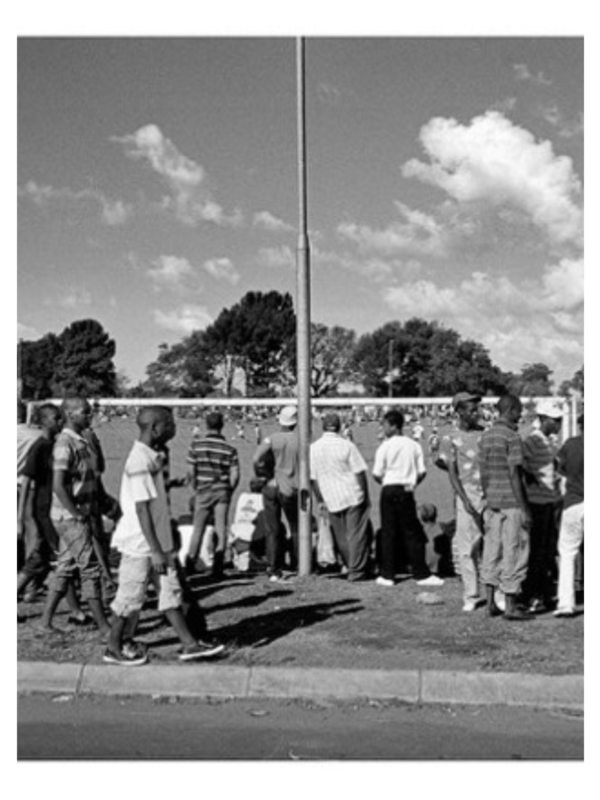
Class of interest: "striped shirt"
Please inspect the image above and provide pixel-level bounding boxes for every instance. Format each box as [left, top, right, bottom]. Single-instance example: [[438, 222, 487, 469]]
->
[[522, 429, 561, 505], [310, 432, 368, 513], [50, 427, 98, 521], [187, 433, 239, 493], [372, 435, 426, 489], [478, 420, 523, 509]]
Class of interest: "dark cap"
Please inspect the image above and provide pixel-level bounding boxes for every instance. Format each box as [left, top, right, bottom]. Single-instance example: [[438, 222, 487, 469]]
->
[[322, 412, 341, 432]]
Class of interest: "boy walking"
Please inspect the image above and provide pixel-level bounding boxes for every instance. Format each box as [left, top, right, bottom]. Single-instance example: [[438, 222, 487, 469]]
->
[[105, 406, 224, 665], [186, 411, 240, 579], [478, 394, 532, 621]]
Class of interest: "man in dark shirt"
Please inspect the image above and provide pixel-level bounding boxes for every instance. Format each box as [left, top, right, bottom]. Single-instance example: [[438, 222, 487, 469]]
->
[[479, 394, 532, 620], [554, 414, 584, 617]]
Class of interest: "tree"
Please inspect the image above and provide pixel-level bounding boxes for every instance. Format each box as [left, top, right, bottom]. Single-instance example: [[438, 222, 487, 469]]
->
[[507, 363, 554, 397], [141, 335, 216, 398], [559, 366, 584, 397], [51, 319, 117, 397], [310, 324, 358, 397], [353, 318, 509, 397], [19, 333, 62, 400]]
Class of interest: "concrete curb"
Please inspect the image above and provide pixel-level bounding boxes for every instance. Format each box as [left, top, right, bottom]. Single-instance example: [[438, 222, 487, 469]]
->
[[17, 661, 583, 709]]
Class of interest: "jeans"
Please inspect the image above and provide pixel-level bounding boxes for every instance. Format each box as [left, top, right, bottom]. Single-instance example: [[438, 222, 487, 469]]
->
[[556, 502, 584, 611], [379, 485, 430, 581], [189, 491, 231, 560], [481, 507, 530, 595], [262, 484, 298, 572]]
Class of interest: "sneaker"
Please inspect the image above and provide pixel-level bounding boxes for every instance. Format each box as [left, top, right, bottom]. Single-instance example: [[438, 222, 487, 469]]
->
[[462, 600, 478, 612], [179, 640, 225, 661], [375, 576, 395, 587], [268, 571, 284, 583], [122, 640, 148, 660], [554, 607, 576, 618], [103, 647, 148, 667], [528, 598, 548, 614], [494, 591, 506, 612], [416, 575, 444, 587]]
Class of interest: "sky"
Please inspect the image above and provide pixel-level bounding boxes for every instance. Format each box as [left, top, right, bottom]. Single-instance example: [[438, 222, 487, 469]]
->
[[16, 7, 586, 390]]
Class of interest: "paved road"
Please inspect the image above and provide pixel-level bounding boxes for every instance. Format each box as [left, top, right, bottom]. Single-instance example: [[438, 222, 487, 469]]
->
[[18, 694, 583, 760]]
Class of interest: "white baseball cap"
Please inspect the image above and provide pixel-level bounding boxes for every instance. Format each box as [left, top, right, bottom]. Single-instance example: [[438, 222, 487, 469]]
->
[[535, 398, 564, 418]]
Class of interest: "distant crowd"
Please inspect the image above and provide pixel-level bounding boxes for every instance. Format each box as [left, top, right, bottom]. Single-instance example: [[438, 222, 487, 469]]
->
[[17, 390, 583, 666]]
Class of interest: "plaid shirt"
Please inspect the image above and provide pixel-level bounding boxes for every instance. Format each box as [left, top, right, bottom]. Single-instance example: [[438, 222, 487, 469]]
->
[[478, 420, 523, 509], [50, 427, 98, 521]]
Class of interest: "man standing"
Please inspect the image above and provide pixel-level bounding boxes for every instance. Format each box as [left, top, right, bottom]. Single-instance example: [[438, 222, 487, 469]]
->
[[38, 397, 110, 636], [186, 411, 240, 580], [252, 406, 299, 580], [437, 392, 485, 611], [479, 394, 532, 621], [522, 398, 564, 612], [554, 413, 584, 617], [310, 413, 372, 581], [372, 409, 443, 587]]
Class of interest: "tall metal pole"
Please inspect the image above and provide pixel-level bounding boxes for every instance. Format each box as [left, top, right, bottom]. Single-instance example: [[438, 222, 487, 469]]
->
[[388, 339, 393, 398], [296, 37, 312, 576]]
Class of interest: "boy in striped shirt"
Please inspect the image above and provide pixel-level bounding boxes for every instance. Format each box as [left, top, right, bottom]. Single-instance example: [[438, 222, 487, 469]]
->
[[186, 412, 240, 579]]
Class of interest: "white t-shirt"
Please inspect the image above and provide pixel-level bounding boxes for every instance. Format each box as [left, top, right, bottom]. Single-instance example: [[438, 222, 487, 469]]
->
[[112, 440, 171, 557], [372, 434, 426, 489]]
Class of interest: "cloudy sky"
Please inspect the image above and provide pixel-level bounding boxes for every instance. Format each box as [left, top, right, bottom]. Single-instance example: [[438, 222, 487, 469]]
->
[[17, 15, 584, 388]]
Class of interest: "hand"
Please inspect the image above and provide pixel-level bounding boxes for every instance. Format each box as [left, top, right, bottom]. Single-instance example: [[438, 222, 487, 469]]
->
[[151, 549, 168, 575], [522, 508, 533, 530]]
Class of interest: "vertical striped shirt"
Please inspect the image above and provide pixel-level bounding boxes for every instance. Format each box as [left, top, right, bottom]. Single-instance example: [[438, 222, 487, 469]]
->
[[50, 427, 98, 521], [478, 420, 523, 509], [310, 432, 368, 512], [522, 429, 561, 504], [188, 433, 239, 492]]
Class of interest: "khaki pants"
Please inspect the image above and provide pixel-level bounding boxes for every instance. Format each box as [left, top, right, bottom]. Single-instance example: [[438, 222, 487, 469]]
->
[[481, 507, 530, 595]]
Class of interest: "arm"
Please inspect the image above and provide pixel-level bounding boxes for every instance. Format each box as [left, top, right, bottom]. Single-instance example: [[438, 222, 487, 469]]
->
[[17, 477, 32, 537], [53, 469, 85, 521], [135, 500, 168, 574], [356, 470, 370, 505], [252, 439, 272, 468], [508, 464, 532, 525]]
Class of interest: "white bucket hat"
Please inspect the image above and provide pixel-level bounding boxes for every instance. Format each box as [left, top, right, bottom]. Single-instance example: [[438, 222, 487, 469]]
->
[[278, 406, 298, 427]]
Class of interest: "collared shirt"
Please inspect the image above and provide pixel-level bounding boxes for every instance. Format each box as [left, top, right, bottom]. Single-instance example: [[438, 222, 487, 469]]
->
[[523, 429, 561, 505], [187, 432, 239, 493], [257, 430, 299, 497], [112, 440, 173, 557], [372, 435, 426, 489], [310, 432, 368, 513], [51, 427, 97, 521], [558, 435, 584, 509], [478, 419, 524, 509], [438, 427, 484, 504]]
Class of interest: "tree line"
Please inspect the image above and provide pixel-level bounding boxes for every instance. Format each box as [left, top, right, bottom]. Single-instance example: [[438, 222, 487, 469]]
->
[[18, 291, 584, 400]]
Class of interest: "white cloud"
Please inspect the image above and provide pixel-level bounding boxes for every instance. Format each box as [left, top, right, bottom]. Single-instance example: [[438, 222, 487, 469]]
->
[[153, 304, 213, 335], [513, 63, 552, 86], [113, 124, 243, 228], [382, 259, 583, 381], [541, 106, 584, 139], [147, 255, 195, 291], [337, 201, 450, 257], [253, 210, 294, 232], [313, 246, 422, 283], [19, 180, 133, 226], [43, 288, 93, 308], [402, 111, 583, 247], [17, 322, 40, 342], [203, 257, 240, 285], [257, 245, 295, 269]]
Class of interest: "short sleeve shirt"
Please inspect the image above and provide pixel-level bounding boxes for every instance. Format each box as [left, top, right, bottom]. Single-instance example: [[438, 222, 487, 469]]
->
[[187, 433, 239, 493], [438, 427, 484, 504], [310, 432, 368, 512], [557, 435, 584, 509], [522, 429, 561, 505], [22, 437, 54, 517], [50, 428, 97, 521], [112, 440, 174, 557], [478, 420, 523, 509], [261, 430, 299, 497], [372, 435, 426, 489]]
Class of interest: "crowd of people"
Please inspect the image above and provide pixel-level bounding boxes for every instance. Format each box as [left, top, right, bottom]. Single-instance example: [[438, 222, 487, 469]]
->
[[17, 390, 584, 667]]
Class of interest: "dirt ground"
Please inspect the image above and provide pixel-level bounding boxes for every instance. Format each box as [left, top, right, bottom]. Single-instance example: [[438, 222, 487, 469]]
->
[[17, 414, 583, 676]]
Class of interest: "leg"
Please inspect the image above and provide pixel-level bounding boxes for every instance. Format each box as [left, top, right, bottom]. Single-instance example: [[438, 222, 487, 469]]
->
[[280, 492, 299, 570], [455, 503, 481, 605], [500, 508, 531, 621], [211, 500, 230, 578], [378, 486, 399, 581], [401, 493, 431, 580], [68, 519, 110, 635], [188, 494, 211, 564], [344, 501, 372, 580], [556, 502, 584, 613], [329, 511, 350, 567], [262, 483, 284, 574], [481, 509, 503, 616]]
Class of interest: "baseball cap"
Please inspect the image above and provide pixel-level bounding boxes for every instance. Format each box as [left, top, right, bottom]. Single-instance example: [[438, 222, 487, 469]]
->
[[535, 398, 564, 418], [278, 406, 298, 427], [452, 392, 482, 409]]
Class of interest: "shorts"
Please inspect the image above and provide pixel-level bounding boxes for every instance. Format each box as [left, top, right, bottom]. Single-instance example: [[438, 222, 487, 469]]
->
[[194, 485, 231, 511], [111, 552, 183, 617]]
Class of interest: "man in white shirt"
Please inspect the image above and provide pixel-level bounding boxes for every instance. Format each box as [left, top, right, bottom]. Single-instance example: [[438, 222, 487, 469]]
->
[[310, 413, 373, 581], [373, 410, 443, 588]]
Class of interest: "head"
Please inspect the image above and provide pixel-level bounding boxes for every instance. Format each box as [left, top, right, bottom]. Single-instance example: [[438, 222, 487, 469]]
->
[[535, 398, 563, 436], [35, 403, 63, 437], [206, 411, 224, 433], [382, 409, 404, 437], [496, 393, 523, 427], [136, 406, 176, 448], [62, 396, 93, 433], [278, 406, 297, 429], [452, 392, 481, 430], [322, 412, 341, 434]]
